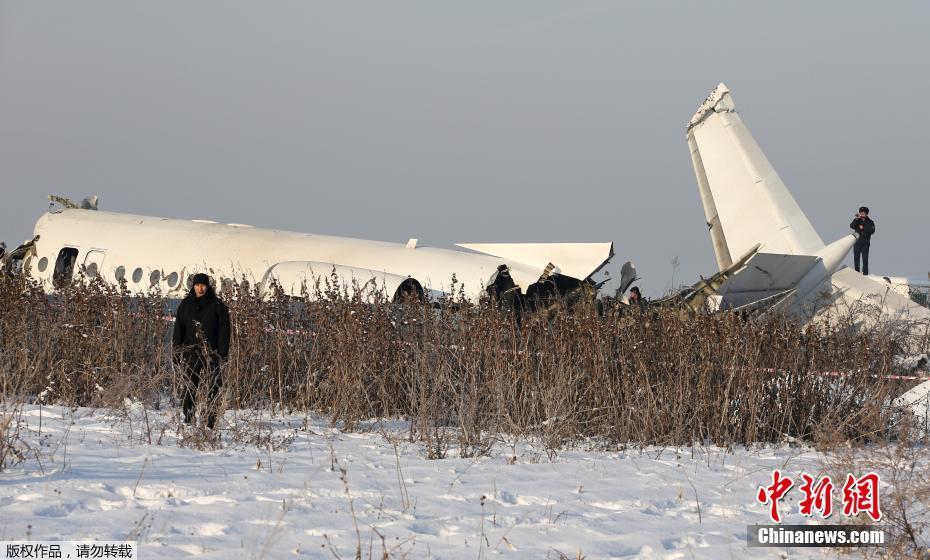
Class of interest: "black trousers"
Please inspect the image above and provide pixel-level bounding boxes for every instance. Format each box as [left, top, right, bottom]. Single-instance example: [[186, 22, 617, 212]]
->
[[854, 241, 870, 275], [179, 350, 223, 428]]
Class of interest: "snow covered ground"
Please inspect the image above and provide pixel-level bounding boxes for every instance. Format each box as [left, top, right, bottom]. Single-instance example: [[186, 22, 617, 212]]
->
[[1, 405, 856, 559]]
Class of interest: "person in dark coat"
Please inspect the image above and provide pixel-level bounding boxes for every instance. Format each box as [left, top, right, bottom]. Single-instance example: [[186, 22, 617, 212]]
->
[[172, 273, 230, 429], [627, 286, 647, 314], [849, 206, 876, 275], [489, 265, 523, 307]]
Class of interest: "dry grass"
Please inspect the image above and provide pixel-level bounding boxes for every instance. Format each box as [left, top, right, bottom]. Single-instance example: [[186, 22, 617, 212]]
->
[[0, 272, 914, 452]]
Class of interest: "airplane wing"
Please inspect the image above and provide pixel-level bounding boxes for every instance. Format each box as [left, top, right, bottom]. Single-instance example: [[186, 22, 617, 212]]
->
[[454, 242, 614, 281]]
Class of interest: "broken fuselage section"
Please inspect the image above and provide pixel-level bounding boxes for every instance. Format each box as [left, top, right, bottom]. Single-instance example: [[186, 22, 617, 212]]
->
[[21, 203, 615, 308]]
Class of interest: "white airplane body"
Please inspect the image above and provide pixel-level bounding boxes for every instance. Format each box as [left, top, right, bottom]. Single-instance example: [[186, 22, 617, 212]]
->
[[18, 207, 614, 304], [870, 275, 930, 307]]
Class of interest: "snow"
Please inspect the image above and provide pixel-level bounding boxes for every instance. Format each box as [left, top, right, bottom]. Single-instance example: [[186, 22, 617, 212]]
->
[[1, 405, 844, 559]]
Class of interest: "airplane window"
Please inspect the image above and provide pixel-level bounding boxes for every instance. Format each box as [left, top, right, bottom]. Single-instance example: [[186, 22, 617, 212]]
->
[[85, 262, 99, 278], [166, 272, 179, 288], [150, 270, 161, 286], [37, 257, 48, 272], [114, 266, 126, 282], [132, 267, 143, 283], [911, 287, 929, 307], [53, 248, 79, 289]]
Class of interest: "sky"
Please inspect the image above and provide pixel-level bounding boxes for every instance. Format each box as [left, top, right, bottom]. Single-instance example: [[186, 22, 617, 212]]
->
[[1, 2, 928, 296]]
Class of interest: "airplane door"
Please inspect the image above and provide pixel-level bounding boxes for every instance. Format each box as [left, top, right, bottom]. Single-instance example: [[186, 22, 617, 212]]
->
[[83, 249, 106, 281]]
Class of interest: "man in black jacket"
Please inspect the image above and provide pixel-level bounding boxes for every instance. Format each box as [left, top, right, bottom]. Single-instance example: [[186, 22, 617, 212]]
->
[[172, 273, 230, 429], [850, 206, 876, 275], [627, 286, 646, 313]]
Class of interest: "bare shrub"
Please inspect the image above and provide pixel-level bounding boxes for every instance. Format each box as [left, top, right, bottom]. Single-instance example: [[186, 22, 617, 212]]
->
[[0, 401, 32, 471], [819, 420, 930, 558], [0, 273, 913, 454]]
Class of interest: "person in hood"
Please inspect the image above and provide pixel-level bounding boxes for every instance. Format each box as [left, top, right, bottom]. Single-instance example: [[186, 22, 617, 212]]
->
[[172, 273, 230, 429], [850, 206, 876, 275]]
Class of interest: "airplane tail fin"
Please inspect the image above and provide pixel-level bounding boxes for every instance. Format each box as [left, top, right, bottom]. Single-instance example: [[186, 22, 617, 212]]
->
[[687, 84, 825, 270]]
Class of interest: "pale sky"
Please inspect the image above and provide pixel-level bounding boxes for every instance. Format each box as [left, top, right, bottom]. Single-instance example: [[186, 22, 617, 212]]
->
[[1, 2, 928, 295]]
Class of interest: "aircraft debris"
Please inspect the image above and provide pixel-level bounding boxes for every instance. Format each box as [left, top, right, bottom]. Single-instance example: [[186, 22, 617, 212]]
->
[[48, 194, 99, 211], [1, 236, 39, 275]]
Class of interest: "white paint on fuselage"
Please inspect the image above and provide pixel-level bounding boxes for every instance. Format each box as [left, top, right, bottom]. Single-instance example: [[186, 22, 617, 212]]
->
[[27, 209, 612, 301], [869, 275, 930, 307]]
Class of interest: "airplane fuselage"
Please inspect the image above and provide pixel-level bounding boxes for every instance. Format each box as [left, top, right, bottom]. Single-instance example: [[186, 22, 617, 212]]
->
[[25, 209, 608, 302]]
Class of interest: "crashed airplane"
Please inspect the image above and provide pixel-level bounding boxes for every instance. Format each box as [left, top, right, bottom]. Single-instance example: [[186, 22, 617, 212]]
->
[[686, 83, 930, 419], [686, 83, 929, 323], [871, 274, 930, 309], [2, 199, 615, 306]]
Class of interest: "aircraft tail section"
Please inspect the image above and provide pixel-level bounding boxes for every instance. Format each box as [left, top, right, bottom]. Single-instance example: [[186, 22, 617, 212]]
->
[[687, 84, 825, 269], [717, 252, 819, 308]]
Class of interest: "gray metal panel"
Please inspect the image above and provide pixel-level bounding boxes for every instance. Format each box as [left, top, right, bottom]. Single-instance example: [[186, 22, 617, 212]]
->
[[719, 253, 818, 294]]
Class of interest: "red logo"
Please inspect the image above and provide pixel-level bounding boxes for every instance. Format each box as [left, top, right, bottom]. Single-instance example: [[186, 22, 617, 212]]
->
[[798, 474, 834, 518], [842, 473, 882, 522], [757, 470, 794, 523], [757, 471, 881, 523]]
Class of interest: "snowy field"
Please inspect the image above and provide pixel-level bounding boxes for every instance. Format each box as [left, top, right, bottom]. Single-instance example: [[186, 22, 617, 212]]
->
[[0, 405, 861, 559]]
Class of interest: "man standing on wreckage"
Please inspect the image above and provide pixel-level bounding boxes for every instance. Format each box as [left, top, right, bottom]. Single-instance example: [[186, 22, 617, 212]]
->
[[850, 206, 876, 275], [172, 273, 231, 430]]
